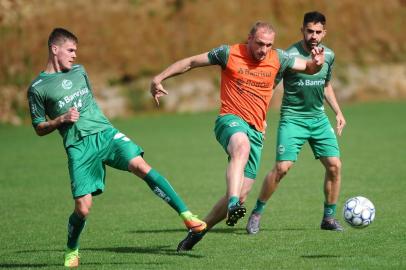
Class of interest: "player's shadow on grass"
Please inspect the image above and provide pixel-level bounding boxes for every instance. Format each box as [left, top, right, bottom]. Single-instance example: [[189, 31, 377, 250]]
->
[[0, 263, 58, 268], [0, 262, 146, 268], [14, 246, 203, 259], [128, 228, 186, 234], [301, 254, 343, 259], [132, 226, 306, 235], [84, 246, 203, 258]]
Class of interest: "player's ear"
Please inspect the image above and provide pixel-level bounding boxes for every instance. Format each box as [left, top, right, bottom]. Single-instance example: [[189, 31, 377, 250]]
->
[[51, 44, 58, 55]]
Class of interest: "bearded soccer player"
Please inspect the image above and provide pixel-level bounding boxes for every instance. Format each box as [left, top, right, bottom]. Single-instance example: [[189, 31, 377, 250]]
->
[[246, 11, 346, 234], [150, 21, 325, 251], [27, 28, 206, 267]]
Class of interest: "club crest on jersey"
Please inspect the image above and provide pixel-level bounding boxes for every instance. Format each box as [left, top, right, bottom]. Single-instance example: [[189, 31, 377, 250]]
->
[[62, 79, 73, 90]]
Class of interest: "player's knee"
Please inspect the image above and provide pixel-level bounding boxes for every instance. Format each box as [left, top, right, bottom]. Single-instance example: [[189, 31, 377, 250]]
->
[[275, 163, 290, 178], [232, 144, 250, 160], [228, 135, 250, 160], [75, 205, 90, 218], [327, 159, 341, 178], [129, 156, 151, 178]]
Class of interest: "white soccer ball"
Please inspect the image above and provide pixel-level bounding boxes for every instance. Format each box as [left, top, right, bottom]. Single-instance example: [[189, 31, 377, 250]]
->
[[343, 196, 375, 228]]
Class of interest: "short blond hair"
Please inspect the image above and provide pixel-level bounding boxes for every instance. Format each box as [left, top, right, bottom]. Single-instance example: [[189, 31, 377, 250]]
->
[[249, 21, 275, 36]]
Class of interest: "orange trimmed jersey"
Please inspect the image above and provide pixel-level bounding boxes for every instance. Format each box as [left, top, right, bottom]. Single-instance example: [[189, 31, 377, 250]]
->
[[208, 44, 295, 132]]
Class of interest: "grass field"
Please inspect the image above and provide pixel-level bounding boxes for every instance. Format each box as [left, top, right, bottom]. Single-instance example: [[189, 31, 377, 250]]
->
[[0, 101, 405, 269]]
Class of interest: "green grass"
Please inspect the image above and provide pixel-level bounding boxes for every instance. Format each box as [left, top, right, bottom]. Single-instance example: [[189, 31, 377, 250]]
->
[[0, 101, 405, 269]]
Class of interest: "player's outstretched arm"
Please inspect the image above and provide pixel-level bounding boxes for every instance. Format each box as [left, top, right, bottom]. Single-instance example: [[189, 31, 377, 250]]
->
[[150, 52, 211, 106], [35, 107, 80, 136], [291, 47, 325, 75], [324, 82, 346, 136]]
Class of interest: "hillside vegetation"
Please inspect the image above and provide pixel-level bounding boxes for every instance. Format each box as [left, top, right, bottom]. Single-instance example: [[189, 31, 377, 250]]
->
[[0, 0, 405, 124]]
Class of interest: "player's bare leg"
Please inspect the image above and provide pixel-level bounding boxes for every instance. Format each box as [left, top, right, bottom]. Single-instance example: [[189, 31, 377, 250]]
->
[[320, 156, 343, 231], [225, 133, 250, 226], [177, 178, 254, 251], [65, 194, 92, 268], [203, 177, 254, 230], [247, 161, 293, 234]]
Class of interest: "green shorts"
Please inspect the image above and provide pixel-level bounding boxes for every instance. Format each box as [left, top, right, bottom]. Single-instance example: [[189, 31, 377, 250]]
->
[[214, 114, 264, 179], [66, 127, 144, 198], [276, 115, 340, 161]]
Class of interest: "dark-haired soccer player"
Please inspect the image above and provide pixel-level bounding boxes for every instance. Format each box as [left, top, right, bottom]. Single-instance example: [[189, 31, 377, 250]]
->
[[246, 11, 346, 234], [27, 28, 206, 267], [151, 21, 325, 251]]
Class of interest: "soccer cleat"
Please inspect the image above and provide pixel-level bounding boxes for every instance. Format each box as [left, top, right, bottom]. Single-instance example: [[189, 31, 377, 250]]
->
[[177, 229, 207, 252], [64, 248, 79, 268], [183, 215, 207, 233], [320, 217, 344, 231], [246, 212, 262, 234], [226, 204, 246, 226]]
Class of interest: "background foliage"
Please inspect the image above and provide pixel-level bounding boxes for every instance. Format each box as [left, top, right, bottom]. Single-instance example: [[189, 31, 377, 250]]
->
[[0, 0, 405, 124]]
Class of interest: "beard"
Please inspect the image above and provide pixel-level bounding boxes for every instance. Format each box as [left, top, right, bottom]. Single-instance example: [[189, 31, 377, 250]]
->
[[304, 38, 319, 50]]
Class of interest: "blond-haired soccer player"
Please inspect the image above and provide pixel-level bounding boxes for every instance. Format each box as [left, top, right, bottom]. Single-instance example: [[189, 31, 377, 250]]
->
[[151, 21, 325, 251]]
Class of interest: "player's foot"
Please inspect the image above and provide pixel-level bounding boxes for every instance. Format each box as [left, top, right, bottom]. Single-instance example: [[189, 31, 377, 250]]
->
[[226, 203, 246, 226], [64, 248, 79, 268], [320, 217, 344, 231], [246, 212, 262, 234], [177, 229, 207, 252], [183, 214, 207, 233]]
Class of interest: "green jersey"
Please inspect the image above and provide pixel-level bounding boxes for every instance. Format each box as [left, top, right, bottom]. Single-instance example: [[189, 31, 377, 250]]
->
[[276, 41, 335, 117], [28, 64, 112, 147]]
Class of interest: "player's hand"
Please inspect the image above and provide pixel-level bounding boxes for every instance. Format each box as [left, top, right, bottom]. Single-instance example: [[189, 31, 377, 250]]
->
[[61, 107, 80, 123], [336, 112, 346, 136], [311, 46, 325, 67], [150, 79, 168, 107]]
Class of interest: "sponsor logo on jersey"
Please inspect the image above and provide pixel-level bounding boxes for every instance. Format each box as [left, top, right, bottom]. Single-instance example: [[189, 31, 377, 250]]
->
[[58, 100, 65, 109], [57, 87, 89, 109], [62, 79, 73, 90], [297, 79, 325, 87], [238, 68, 272, 77], [63, 87, 89, 103]]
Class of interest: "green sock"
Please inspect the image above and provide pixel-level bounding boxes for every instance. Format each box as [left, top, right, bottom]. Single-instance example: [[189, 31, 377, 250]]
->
[[323, 202, 337, 218], [228, 196, 239, 209], [252, 199, 267, 214], [143, 168, 188, 214], [67, 212, 86, 250]]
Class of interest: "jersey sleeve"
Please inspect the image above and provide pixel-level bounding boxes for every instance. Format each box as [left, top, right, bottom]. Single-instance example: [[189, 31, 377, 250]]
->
[[208, 45, 230, 69], [27, 87, 46, 127], [325, 52, 335, 82], [277, 49, 296, 72], [274, 49, 295, 86], [82, 66, 94, 92]]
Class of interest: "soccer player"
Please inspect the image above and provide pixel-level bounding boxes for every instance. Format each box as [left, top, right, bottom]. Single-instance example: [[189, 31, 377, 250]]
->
[[246, 11, 346, 234], [27, 28, 206, 268], [150, 21, 325, 251]]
